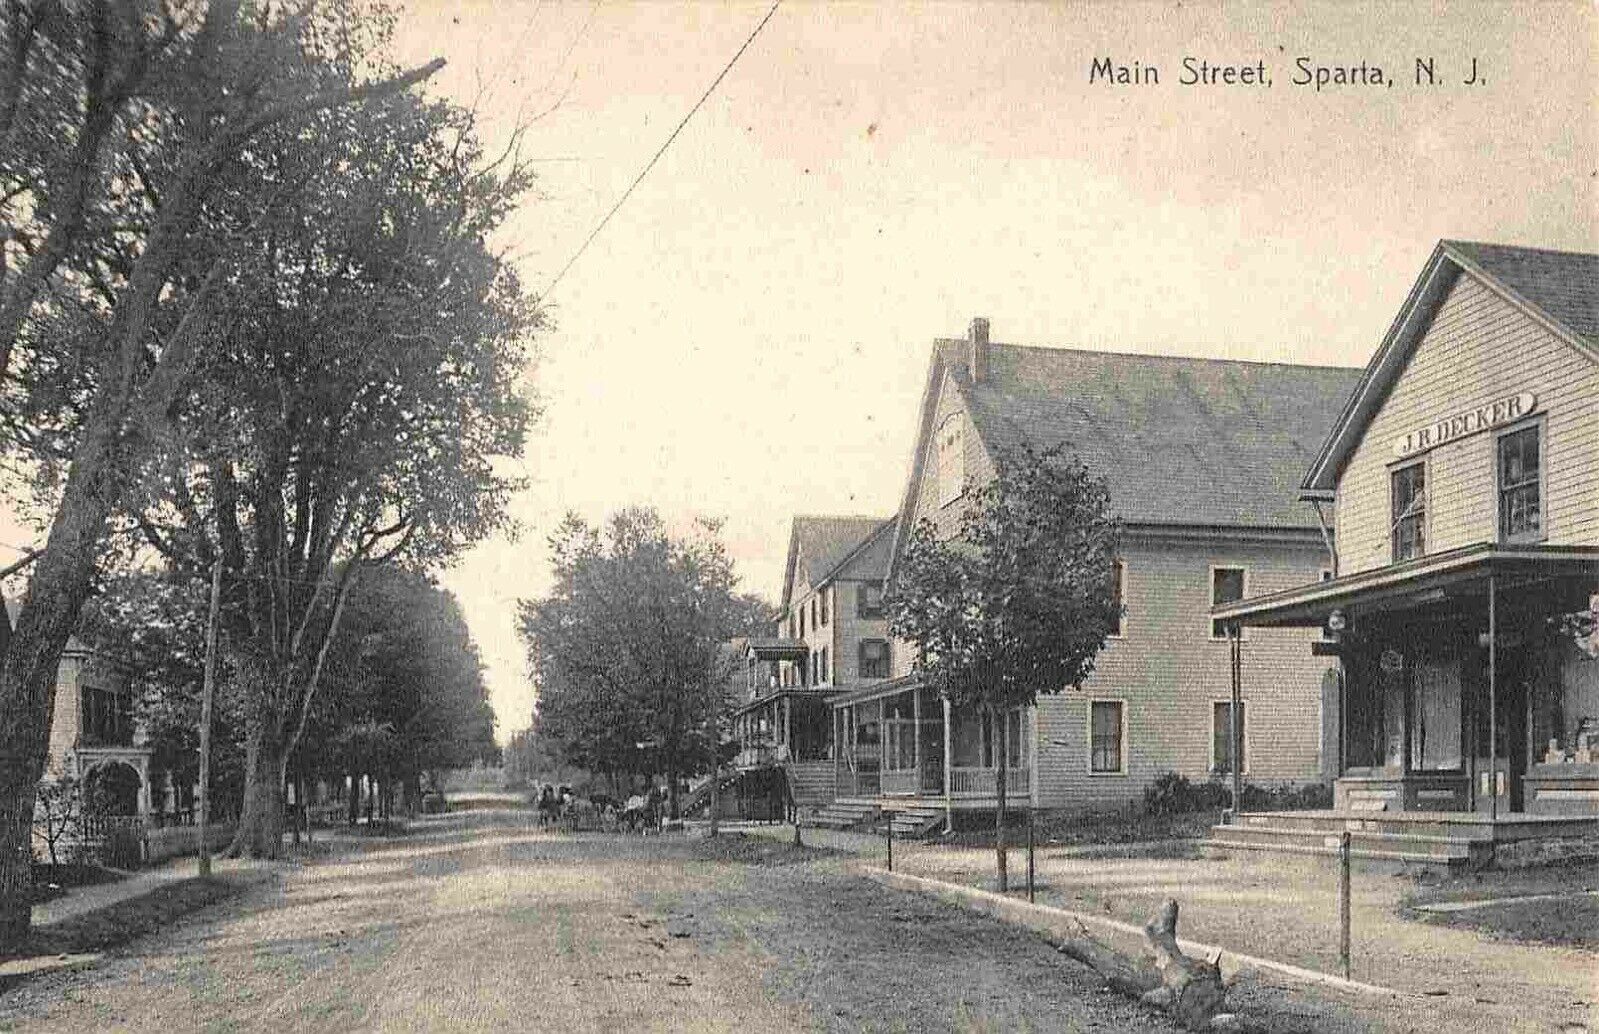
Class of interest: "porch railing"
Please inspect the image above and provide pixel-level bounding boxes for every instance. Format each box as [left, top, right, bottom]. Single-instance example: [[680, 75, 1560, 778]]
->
[[948, 766, 1030, 798], [835, 769, 881, 798], [839, 765, 1029, 799]]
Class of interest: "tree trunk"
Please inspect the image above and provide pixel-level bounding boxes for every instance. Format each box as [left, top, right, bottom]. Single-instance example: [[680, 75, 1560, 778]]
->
[[347, 767, 359, 826], [1053, 899, 1227, 1031], [402, 772, 422, 816], [227, 726, 287, 858], [666, 762, 680, 820], [0, 419, 126, 949], [995, 704, 1008, 893]]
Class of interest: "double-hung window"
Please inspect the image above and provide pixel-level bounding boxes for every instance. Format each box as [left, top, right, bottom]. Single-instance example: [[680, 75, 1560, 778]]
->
[[858, 639, 890, 679], [1089, 700, 1125, 774], [1498, 425, 1541, 541], [1210, 567, 1245, 640], [1391, 463, 1426, 561], [858, 581, 885, 619]]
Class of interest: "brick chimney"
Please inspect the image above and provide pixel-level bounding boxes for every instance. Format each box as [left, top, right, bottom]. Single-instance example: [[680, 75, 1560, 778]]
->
[[968, 317, 990, 382]]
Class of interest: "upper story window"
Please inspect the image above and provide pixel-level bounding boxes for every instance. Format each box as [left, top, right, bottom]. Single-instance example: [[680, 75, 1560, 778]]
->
[[935, 413, 965, 506], [81, 685, 132, 747], [1497, 425, 1542, 542], [1108, 560, 1126, 637], [1391, 462, 1426, 562], [858, 580, 885, 619], [820, 588, 829, 626], [818, 647, 830, 685], [859, 638, 890, 679], [1210, 567, 1246, 640], [798, 606, 805, 639], [810, 597, 818, 631]]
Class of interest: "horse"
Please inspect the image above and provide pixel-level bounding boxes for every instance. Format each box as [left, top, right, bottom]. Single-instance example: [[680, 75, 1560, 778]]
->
[[535, 785, 559, 829]]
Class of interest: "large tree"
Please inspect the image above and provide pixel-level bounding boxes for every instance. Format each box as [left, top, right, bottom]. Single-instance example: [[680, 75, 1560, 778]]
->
[[120, 80, 534, 857], [519, 510, 772, 816], [886, 444, 1122, 890], [0, 0, 448, 945]]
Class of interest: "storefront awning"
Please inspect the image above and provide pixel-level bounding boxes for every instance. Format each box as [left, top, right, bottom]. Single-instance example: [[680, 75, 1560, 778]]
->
[[1213, 543, 1599, 630]]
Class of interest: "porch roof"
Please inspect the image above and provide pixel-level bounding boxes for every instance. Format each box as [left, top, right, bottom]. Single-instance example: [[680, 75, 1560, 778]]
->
[[1212, 543, 1599, 629], [829, 674, 922, 707], [745, 637, 807, 660], [729, 686, 835, 718]]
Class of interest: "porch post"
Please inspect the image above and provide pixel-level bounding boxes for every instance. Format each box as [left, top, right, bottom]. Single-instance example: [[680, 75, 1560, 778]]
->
[[784, 696, 793, 756], [912, 684, 923, 779], [1230, 624, 1243, 818], [833, 706, 842, 796], [942, 691, 954, 833], [1488, 571, 1498, 822]]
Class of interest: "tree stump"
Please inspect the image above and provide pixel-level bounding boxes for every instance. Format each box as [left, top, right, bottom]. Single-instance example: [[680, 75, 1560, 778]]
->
[[1053, 898, 1227, 1031]]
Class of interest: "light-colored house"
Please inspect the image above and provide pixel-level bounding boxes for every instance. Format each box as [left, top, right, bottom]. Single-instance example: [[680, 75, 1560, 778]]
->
[[1216, 241, 1599, 862], [826, 318, 1362, 833], [728, 515, 895, 813]]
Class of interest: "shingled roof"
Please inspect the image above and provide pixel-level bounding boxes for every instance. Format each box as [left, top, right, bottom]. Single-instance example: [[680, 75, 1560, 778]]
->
[[1445, 241, 1599, 346], [780, 515, 893, 610], [949, 343, 1362, 529], [1301, 239, 1599, 495]]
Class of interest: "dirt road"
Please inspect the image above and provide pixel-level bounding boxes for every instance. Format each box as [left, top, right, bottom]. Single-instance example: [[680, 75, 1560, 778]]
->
[[0, 809, 1192, 1033]]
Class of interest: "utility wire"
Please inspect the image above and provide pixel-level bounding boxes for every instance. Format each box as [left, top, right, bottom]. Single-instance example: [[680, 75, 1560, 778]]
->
[[537, 0, 782, 302]]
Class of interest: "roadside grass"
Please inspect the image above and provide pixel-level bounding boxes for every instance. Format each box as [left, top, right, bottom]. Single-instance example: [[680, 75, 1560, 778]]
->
[[3, 875, 256, 972], [935, 806, 1220, 849], [1401, 859, 1599, 948], [27, 864, 126, 907]]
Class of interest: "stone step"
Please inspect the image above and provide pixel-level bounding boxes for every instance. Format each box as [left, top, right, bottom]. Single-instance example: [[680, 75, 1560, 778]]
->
[[1205, 819, 1495, 871]]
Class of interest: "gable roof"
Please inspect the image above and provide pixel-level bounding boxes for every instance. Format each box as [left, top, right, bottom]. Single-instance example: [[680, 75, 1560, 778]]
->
[[1301, 240, 1599, 496], [780, 515, 892, 610], [894, 337, 1360, 543]]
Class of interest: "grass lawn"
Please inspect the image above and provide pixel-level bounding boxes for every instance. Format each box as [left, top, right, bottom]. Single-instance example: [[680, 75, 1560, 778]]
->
[[937, 806, 1221, 850], [1402, 860, 1599, 948]]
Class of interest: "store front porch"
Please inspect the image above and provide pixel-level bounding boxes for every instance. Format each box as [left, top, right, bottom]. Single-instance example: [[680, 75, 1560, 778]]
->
[[1214, 544, 1599, 829]]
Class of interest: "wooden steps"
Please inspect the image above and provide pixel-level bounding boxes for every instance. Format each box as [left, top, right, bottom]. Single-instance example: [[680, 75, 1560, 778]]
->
[[810, 799, 880, 829], [1195, 810, 1579, 871]]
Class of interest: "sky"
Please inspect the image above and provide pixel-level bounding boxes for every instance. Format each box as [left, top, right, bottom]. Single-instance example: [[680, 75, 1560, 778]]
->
[[4, 1, 1596, 743]]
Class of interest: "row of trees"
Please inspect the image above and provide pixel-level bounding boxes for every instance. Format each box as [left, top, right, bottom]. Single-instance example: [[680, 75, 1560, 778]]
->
[[0, 0, 536, 947], [518, 509, 771, 817]]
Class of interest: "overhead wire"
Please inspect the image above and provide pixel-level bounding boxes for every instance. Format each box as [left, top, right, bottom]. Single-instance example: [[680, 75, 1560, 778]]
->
[[536, 0, 782, 302]]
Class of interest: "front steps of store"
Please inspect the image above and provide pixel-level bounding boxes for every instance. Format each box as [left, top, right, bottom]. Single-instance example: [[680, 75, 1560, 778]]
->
[[1203, 810, 1599, 871]]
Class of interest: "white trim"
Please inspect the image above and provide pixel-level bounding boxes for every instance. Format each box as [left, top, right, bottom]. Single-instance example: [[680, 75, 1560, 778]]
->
[[1106, 559, 1127, 639], [935, 411, 966, 509], [1209, 698, 1249, 777], [1208, 564, 1249, 641], [1086, 698, 1129, 776]]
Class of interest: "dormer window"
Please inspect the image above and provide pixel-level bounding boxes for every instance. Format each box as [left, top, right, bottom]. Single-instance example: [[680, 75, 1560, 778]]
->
[[936, 413, 965, 506]]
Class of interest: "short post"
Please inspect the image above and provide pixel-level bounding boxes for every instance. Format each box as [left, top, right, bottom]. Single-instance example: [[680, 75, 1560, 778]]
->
[[1026, 804, 1036, 904], [886, 812, 894, 872], [1338, 829, 1352, 979]]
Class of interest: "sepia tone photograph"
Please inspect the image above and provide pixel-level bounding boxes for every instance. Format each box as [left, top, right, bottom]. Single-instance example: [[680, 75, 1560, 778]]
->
[[0, 1, 1595, 1030]]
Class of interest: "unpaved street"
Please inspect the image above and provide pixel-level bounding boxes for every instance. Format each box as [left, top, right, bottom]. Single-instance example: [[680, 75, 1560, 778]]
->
[[0, 809, 1189, 1033]]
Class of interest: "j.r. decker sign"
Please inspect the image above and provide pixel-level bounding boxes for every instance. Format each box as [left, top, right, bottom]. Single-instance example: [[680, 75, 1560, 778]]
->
[[1392, 391, 1537, 459]]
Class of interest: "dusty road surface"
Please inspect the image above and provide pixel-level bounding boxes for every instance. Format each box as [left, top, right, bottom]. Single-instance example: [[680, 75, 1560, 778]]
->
[[14, 807, 1564, 1032], [802, 829, 1599, 1034], [0, 808, 1203, 1033]]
